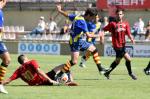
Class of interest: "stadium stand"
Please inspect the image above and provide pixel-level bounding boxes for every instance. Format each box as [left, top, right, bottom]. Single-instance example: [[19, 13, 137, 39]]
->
[[5, 0, 96, 11]]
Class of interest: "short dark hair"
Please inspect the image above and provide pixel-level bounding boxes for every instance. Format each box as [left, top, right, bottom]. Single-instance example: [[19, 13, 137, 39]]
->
[[84, 8, 98, 17], [116, 8, 124, 14], [18, 54, 25, 64]]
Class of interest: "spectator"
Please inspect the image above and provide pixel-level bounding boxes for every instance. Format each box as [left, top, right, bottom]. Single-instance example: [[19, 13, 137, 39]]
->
[[101, 16, 109, 27], [60, 19, 71, 35], [132, 17, 145, 39], [46, 16, 58, 33], [145, 20, 150, 41], [30, 16, 46, 37], [101, 16, 109, 34]]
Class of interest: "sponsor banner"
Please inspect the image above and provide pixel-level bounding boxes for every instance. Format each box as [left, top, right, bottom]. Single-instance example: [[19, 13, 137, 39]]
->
[[18, 42, 60, 55], [133, 45, 150, 57], [97, 0, 150, 9], [104, 44, 150, 57]]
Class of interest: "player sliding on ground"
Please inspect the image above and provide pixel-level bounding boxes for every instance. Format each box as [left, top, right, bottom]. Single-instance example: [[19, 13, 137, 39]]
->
[[2, 54, 77, 86]]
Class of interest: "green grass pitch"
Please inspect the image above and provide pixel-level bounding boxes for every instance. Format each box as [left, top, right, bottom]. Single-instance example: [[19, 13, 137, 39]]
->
[[0, 54, 150, 99]]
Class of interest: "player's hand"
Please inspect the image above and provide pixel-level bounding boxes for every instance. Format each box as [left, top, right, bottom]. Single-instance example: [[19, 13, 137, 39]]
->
[[52, 81, 62, 86], [56, 4, 62, 12], [131, 39, 135, 44]]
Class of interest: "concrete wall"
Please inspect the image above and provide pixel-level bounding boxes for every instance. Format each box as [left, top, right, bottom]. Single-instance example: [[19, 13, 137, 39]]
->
[[4, 10, 150, 31], [4, 41, 104, 55], [4, 10, 67, 31]]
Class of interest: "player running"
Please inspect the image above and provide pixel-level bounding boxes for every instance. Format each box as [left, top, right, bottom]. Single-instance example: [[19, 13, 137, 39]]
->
[[103, 9, 137, 80], [56, 4, 106, 77], [79, 15, 104, 68]]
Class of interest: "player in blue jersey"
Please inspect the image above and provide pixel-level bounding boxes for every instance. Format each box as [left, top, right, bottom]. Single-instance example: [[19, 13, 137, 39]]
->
[[0, 0, 11, 94], [79, 15, 104, 68], [56, 4, 106, 78]]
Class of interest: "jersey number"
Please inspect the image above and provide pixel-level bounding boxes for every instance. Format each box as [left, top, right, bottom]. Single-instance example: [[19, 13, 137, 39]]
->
[[23, 70, 34, 81]]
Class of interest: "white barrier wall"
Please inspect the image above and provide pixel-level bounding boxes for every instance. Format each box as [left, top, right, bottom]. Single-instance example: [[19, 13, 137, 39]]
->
[[104, 44, 150, 57], [18, 42, 60, 55]]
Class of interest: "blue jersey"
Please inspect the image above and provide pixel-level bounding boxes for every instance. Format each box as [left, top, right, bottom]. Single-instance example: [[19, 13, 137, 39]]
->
[[0, 9, 7, 54], [68, 14, 91, 52], [87, 22, 101, 44], [68, 14, 89, 44], [0, 9, 4, 27]]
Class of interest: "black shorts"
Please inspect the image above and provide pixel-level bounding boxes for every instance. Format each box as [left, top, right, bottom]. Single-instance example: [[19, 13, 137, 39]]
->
[[42, 70, 56, 85], [114, 47, 126, 58], [46, 70, 56, 81]]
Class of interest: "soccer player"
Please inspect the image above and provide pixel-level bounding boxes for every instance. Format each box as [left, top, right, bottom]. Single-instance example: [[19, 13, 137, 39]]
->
[[79, 15, 104, 68], [2, 55, 76, 86], [143, 61, 150, 75], [0, 0, 11, 94], [56, 4, 105, 76], [103, 9, 137, 80]]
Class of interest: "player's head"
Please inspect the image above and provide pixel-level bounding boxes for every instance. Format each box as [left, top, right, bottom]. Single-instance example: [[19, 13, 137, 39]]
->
[[116, 9, 124, 21], [18, 54, 28, 65], [84, 8, 98, 22], [95, 15, 100, 22]]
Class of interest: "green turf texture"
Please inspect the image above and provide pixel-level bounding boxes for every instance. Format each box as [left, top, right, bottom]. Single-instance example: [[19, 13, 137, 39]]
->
[[0, 54, 150, 99]]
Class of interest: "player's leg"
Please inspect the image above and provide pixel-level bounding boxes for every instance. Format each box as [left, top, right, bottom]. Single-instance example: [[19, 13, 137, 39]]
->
[[79, 50, 91, 68], [88, 44, 106, 74], [59, 52, 79, 74], [104, 58, 121, 79], [144, 61, 150, 73], [104, 48, 122, 79], [124, 53, 137, 80], [0, 51, 11, 94]]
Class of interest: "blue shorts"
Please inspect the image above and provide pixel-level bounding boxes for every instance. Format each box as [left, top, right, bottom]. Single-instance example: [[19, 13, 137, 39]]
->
[[0, 42, 8, 54], [87, 39, 96, 45], [69, 40, 91, 52], [0, 10, 4, 27]]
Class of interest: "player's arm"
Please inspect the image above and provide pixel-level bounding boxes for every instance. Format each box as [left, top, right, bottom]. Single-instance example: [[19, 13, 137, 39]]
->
[[103, 23, 112, 32], [2, 68, 20, 85], [126, 23, 135, 44], [0, 0, 7, 9], [36, 68, 59, 85], [99, 31, 105, 44], [85, 32, 95, 38], [2, 78, 12, 85], [56, 4, 69, 17]]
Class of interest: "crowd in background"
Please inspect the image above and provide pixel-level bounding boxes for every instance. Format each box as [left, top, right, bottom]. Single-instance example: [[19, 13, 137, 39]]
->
[[3, 13, 150, 41]]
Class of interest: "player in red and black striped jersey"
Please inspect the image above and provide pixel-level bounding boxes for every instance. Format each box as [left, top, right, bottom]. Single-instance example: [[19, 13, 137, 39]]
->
[[2, 55, 77, 86], [103, 9, 137, 80]]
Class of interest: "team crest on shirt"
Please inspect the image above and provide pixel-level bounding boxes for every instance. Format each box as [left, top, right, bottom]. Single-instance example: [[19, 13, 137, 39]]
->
[[115, 23, 126, 32]]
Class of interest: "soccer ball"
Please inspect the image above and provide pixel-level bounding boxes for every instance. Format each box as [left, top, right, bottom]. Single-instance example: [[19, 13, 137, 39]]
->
[[144, 69, 150, 75], [57, 73, 68, 83], [146, 70, 150, 75]]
